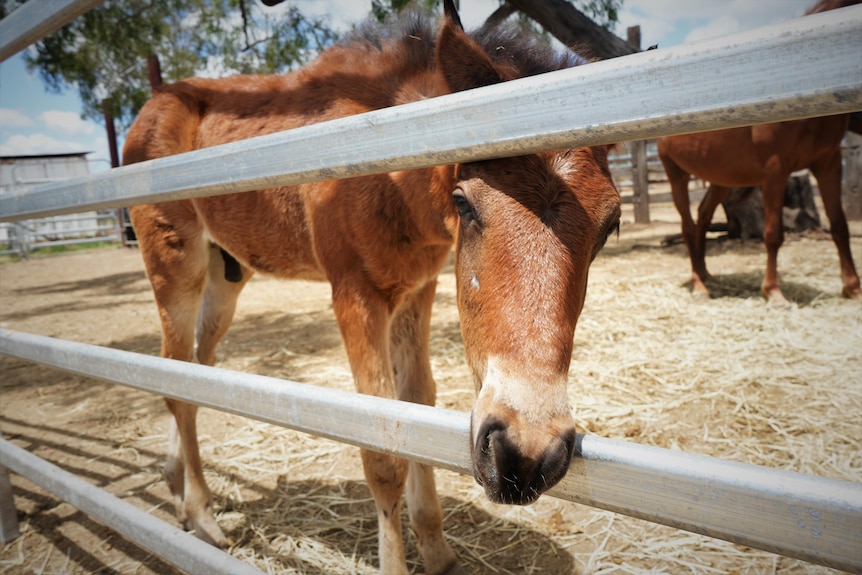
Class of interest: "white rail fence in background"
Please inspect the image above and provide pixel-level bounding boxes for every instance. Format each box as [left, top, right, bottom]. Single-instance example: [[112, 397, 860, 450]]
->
[[0, 211, 121, 258], [1, 1, 861, 573]]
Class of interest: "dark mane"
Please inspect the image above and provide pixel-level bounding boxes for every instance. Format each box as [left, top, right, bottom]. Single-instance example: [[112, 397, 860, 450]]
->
[[341, 6, 584, 80], [341, 7, 437, 69], [470, 21, 586, 76]]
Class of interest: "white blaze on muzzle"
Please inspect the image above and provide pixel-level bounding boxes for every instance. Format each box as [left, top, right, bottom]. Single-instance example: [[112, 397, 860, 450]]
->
[[473, 355, 572, 441]]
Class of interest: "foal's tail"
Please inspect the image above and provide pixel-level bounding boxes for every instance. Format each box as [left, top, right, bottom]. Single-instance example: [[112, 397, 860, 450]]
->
[[122, 82, 204, 166]]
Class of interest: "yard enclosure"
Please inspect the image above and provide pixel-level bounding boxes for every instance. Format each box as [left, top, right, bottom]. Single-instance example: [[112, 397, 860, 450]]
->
[[1, 1, 862, 574], [2, 223, 861, 574]]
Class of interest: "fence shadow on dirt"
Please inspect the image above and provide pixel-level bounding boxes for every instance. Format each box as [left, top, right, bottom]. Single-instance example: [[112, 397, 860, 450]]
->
[[2, 414, 576, 575]]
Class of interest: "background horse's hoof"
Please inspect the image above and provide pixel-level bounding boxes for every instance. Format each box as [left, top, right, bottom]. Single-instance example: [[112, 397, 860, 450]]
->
[[690, 284, 710, 300], [435, 563, 468, 575], [842, 285, 862, 300], [763, 288, 791, 308]]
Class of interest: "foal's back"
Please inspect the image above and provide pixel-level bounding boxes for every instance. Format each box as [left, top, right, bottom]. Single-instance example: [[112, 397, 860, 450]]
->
[[124, 14, 453, 284]]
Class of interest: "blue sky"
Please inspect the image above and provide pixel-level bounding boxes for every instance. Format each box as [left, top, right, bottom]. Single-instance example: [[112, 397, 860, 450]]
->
[[0, 0, 814, 173]]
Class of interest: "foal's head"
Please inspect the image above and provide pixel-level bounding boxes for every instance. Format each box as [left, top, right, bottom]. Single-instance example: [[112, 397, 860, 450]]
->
[[437, 1, 621, 504], [454, 152, 619, 504]]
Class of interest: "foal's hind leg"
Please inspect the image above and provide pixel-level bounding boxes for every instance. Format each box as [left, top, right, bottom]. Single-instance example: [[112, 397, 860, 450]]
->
[[391, 281, 463, 575], [130, 204, 233, 548], [196, 244, 253, 366], [165, 245, 252, 546], [810, 152, 862, 299]]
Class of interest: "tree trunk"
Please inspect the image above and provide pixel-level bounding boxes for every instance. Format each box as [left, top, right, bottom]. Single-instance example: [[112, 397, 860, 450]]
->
[[723, 172, 821, 240]]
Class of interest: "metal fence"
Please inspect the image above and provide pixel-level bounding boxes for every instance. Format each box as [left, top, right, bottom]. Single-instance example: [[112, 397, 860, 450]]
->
[[0, 211, 121, 258], [1, 1, 861, 573]]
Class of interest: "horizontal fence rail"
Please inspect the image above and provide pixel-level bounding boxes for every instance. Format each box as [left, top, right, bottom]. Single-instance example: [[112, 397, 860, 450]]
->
[[3, 4, 862, 574], [0, 439, 264, 575], [2, 329, 860, 572], [2, 6, 861, 222], [0, 0, 105, 62]]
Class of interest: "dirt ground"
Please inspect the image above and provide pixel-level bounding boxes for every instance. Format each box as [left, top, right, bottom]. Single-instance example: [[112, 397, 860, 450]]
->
[[1, 201, 860, 574]]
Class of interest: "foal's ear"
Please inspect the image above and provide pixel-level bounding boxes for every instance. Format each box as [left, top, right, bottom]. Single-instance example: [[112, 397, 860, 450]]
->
[[443, 0, 464, 30], [437, 11, 504, 93]]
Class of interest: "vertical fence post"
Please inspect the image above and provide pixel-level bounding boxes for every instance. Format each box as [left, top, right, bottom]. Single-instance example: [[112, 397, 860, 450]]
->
[[627, 25, 650, 224], [843, 131, 862, 220], [0, 430, 20, 543], [0, 466, 17, 542]]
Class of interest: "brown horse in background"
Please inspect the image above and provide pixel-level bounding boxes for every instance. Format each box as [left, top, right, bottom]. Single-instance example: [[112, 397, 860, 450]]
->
[[658, 0, 862, 304], [124, 2, 620, 573]]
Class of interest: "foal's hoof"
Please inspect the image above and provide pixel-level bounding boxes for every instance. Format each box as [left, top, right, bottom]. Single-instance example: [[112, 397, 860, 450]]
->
[[185, 514, 233, 548]]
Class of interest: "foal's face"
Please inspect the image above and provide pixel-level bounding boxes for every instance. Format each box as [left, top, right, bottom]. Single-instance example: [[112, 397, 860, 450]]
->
[[453, 148, 620, 504]]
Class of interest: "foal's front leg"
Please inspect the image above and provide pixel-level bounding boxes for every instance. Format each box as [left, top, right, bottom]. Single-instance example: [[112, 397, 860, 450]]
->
[[331, 279, 411, 575], [391, 282, 464, 575]]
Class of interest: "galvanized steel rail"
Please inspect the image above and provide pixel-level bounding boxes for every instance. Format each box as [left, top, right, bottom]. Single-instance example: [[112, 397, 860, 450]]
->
[[0, 0, 105, 62], [2, 330, 861, 572], [2, 3, 862, 573], [0, 437, 264, 575], [1, 6, 861, 222]]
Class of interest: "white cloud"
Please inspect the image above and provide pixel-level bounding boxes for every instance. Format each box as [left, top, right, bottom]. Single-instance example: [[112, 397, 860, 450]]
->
[[39, 110, 96, 135], [295, 0, 369, 30], [0, 133, 92, 156], [292, 0, 499, 32], [619, 0, 813, 48], [683, 14, 743, 43], [0, 108, 34, 128]]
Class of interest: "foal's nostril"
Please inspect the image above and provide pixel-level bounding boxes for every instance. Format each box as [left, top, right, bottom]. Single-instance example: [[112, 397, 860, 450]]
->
[[475, 419, 506, 455], [537, 430, 576, 491], [471, 418, 576, 505], [473, 419, 575, 505]]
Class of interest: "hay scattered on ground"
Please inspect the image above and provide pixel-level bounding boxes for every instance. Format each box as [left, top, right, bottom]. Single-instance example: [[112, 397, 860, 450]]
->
[[1, 205, 859, 574]]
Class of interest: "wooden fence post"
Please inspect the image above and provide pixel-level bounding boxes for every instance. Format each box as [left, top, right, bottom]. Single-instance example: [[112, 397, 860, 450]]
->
[[843, 132, 862, 220], [627, 25, 650, 223]]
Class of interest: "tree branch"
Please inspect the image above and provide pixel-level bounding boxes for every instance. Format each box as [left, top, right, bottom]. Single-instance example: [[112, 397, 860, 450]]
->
[[503, 0, 636, 60], [483, 4, 516, 27]]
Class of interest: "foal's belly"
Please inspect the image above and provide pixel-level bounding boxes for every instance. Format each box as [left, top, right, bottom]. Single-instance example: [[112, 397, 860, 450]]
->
[[193, 187, 326, 281]]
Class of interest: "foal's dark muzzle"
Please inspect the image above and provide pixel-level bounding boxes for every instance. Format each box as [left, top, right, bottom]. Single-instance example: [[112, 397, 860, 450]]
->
[[471, 417, 576, 505]]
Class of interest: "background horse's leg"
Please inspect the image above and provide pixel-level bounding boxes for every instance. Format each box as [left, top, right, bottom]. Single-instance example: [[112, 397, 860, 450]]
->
[[663, 158, 710, 297], [760, 173, 790, 304], [331, 277, 410, 575], [130, 203, 232, 548], [693, 183, 729, 279], [391, 281, 464, 575], [810, 151, 862, 299]]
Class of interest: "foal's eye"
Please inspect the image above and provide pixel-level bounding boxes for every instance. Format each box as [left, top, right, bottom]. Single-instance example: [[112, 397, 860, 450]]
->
[[453, 191, 476, 223], [605, 220, 620, 239], [604, 219, 620, 243]]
